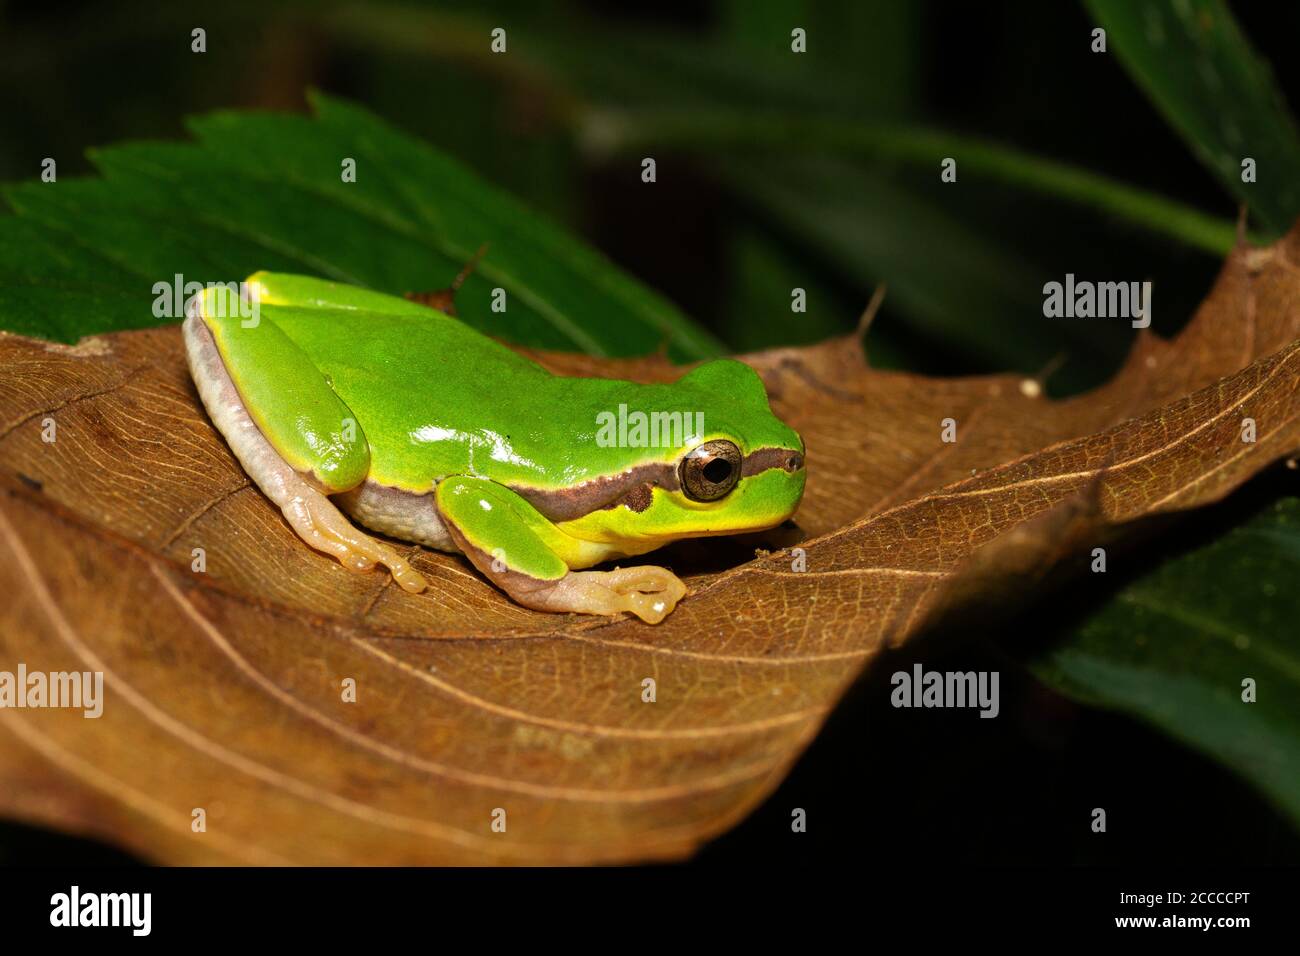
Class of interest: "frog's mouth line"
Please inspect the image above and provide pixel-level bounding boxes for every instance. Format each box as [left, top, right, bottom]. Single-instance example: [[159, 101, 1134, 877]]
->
[[513, 446, 804, 523]]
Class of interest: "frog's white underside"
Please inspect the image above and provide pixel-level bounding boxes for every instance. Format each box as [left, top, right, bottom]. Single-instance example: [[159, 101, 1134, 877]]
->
[[334, 482, 454, 550], [182, 306, 457, 553]]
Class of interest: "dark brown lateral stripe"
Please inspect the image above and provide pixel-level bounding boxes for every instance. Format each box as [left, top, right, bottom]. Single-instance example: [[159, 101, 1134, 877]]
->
[[513, 445, 803, 521], [611, 482, 655, 513], [742, 446, 804, 477], [512, 461, 678, 521]]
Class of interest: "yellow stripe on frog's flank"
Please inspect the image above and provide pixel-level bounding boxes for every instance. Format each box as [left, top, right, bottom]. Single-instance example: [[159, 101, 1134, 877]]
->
[[556, 469, 804, 547]]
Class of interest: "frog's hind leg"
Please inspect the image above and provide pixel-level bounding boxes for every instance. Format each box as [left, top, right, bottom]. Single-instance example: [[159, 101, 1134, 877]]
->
[[183, 298, 426, 593], [435, 476, 686, 624]]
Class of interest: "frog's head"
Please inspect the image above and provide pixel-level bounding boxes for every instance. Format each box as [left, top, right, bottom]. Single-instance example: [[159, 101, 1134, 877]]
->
[[552, 359, 806, 547], [660, 359, 806, 533]]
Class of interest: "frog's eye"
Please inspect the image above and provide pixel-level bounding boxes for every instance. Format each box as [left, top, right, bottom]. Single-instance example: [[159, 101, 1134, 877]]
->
[[679, 439, 742, 502]]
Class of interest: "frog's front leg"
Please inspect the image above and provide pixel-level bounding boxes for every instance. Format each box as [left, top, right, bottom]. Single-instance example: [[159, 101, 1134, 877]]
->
[[434, 476, 686, 624], [183, 297, 426, 593]]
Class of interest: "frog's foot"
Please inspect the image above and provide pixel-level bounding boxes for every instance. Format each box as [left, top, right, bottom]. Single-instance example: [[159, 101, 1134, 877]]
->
[[511, 566, 687, 625], [280, 490, 427, 594], [434, 475, 686, 623]]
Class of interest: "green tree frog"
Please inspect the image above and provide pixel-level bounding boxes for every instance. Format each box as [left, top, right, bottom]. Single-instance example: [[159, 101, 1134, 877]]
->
[[183, 272, 806, 623]]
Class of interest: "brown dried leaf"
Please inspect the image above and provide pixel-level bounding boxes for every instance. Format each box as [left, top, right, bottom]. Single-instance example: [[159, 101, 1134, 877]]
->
[[2, 230, 1299, 865]]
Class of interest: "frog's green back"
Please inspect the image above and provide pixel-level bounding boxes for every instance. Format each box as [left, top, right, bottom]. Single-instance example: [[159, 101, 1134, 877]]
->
[[249, 273, 800, 493]]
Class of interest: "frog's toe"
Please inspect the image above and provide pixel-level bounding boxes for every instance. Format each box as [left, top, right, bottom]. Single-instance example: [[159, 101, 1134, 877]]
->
[[622, 590, 677, 625], [592, 564, 691, 624], [599, 566, 688, 624], [606, 566, 687, 595], [283, 492, 428, 593]]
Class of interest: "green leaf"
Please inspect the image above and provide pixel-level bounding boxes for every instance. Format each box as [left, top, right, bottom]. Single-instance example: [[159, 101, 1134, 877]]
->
[[0, 92, 723, 359], [583, 108, 1241, 257], [324, 6, 1240, 256], [316, 3, 1244, 375], [1085, 0, 1300, 235], [725, 155, 1131, 377], [718, 0, 923, 118], [719, 226, 851, 354], [1030, 494, 1300, 828]]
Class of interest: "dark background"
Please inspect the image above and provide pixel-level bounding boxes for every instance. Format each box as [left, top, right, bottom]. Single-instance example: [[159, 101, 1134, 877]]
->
[[1, 0, 1297, 865]]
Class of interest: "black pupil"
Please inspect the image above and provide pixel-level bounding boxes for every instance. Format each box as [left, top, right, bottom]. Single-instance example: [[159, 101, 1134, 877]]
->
[[702, 458, 732, 484]]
